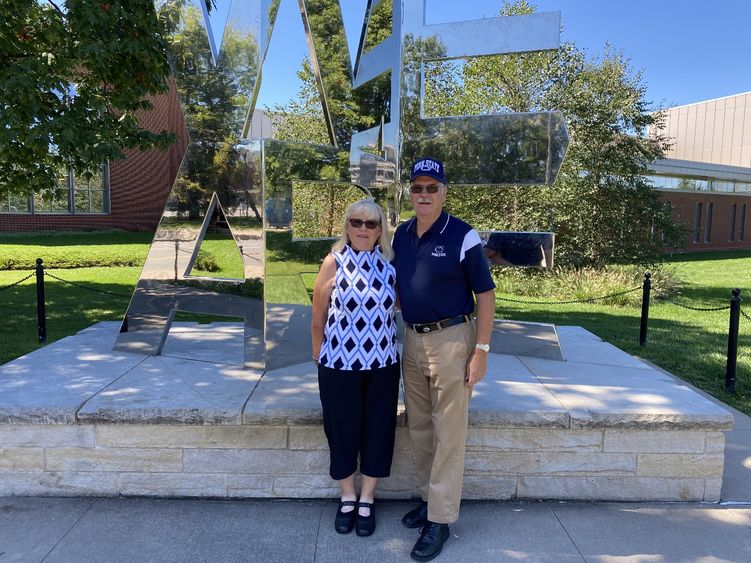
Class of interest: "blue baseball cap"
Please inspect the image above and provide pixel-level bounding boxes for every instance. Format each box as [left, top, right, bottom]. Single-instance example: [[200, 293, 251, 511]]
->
[[409, 157, 445, 184]]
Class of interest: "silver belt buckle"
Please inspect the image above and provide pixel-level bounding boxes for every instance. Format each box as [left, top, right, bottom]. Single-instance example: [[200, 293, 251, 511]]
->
[[422, 326, 430, 333]]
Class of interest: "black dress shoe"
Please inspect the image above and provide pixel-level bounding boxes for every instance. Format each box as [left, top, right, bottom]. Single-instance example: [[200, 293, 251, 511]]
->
[[410, 522, 450, 562], [355, 501, 376, 536], [334, 500, 357, 534], [401, 501, 428, 529]]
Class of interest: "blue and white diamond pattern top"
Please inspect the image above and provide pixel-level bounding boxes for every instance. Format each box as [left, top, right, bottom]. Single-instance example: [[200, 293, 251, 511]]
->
[[318, 245, 398, 371]]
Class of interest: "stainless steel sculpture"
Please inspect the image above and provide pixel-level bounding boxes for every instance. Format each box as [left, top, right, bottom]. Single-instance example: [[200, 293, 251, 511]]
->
[[115, 0, 570, 368]]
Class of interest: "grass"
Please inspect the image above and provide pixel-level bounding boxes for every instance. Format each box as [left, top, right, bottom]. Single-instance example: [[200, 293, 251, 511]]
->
[[190, 235, 245, 279], [1, 232, 749, 415], [494, 249, 751, 414], [0, 231, 152, 269], [0, 266, 140, 364]]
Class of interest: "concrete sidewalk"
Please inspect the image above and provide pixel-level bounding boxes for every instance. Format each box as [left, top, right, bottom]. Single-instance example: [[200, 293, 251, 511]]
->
[[1, 496, 750, 562]]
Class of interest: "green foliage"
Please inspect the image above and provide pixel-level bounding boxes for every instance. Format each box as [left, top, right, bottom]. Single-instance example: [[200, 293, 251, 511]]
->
[[0, 0, 176, 197], [193, 248, 218, 272], [190, 235, 245, 279], [291, 182, 369, 239], [427, 0, 684, 267], [0, 230, 152, 269], [491, 264, 681, 307], [157, 1, 260, 218]]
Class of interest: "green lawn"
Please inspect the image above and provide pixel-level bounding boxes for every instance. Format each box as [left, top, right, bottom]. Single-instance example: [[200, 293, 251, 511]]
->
[[0, 231, 152, 269], [497, 249, 751, 414], [0, 266, 140, 364], [1, 232, 749, 415]]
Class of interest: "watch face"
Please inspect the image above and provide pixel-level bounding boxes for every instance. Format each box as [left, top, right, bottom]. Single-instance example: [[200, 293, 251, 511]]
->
[[475, 344, 490, 352]]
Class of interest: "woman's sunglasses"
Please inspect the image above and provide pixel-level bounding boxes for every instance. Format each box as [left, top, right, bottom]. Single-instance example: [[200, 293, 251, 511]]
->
[[349, 218, 380, 230], [410, 184, 441, 194]]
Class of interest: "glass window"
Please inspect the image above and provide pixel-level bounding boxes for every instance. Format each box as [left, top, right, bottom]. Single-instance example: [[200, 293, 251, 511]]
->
[[735, 182, 751, 193], [704, 202, 713, 243], [0, 193, 31, 213], [729, 204, 737, 241], [648, 175, 709, 191], [713, 180, 734, 192], [693, 202, 702, 244], [33, 168, 70, 213], [740, 204, 747, 241], [72, 166, 108, 213]]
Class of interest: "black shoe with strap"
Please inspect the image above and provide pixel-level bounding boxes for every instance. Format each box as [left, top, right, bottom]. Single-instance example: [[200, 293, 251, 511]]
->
[[334, 499, 357, 534], [401, 501, 428, 529], [410, 521, 450, 562], [355, 501, 376, 536]]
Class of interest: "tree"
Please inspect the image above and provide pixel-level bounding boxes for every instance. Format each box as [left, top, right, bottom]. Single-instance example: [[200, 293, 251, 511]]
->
[[432, 0, 683, 266], [156, 0, 260, 218], [0, 0, 176, 198]]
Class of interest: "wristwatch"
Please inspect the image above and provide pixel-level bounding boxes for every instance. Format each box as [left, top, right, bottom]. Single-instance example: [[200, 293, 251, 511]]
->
[[474, 343, 490, 353]]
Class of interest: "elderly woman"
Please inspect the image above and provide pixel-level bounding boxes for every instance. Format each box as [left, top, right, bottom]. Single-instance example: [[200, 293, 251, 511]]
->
[[311, 198, 399, 537]]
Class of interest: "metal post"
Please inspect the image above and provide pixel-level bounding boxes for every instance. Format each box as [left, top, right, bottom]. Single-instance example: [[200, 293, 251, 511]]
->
[[35, 258, 46, 343], [725, 288, 741, 394], [639, 271, 651, 347]]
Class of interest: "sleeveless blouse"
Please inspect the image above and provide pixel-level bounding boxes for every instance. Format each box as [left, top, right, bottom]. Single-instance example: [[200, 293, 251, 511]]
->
[[318, 244, 398, 371]]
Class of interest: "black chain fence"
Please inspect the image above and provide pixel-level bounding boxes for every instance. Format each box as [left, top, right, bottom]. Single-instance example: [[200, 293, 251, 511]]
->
[[495, 285, 642, 306], [3, 261, 748, 393], [0, 272, 34, 292], [659, 297, 732, 312], [44, 271, 131, 298]]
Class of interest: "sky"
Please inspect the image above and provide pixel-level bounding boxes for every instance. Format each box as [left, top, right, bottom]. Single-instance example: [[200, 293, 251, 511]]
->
[[249, 0, 751, 111]]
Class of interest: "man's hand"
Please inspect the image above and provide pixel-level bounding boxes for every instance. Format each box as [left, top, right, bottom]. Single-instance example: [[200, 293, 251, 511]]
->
[[465, 350, 488, 387]]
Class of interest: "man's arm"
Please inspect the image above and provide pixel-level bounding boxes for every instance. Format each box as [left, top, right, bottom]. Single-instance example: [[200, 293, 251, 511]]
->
[[465, 289, 495, 387]]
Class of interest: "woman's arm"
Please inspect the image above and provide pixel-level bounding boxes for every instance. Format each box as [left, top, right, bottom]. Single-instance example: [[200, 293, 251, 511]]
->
[[311, 253, 336, 363]]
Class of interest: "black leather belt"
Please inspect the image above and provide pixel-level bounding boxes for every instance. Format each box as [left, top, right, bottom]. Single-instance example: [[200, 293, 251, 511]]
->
[[407, 315, 470, 334]]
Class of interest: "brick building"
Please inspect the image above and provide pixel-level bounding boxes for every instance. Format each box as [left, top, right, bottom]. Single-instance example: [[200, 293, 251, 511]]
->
[[0, 82, 188, 233], [648, 91, 751, 251]]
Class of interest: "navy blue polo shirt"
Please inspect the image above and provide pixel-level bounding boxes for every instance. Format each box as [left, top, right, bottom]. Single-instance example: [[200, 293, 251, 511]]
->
[[392, 211, 495, 324]]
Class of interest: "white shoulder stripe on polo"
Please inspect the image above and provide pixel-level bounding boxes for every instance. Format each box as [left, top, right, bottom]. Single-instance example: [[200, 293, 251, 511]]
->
[[460, 229, 482, 262], [439, 214, 450, 234]]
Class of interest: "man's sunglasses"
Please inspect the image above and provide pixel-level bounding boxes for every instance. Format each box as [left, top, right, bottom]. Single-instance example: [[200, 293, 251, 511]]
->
[[349, 218, 380, 230], [410, 184, 442, 194]]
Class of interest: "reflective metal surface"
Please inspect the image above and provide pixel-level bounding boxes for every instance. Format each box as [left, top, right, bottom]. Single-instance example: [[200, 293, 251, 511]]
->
[[480, 231, 555, 268], [117, 1, 570, 369]]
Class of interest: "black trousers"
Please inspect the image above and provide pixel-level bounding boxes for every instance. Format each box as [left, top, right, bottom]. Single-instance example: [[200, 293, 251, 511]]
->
[[318, 361, 400, 481]]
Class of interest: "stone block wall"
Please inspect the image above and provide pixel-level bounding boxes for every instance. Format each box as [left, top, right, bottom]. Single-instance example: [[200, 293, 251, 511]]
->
[[0, 423, 725, 502]]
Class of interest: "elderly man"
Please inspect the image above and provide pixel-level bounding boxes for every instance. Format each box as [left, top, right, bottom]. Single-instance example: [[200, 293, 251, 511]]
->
[[392, 157, 496, 561]]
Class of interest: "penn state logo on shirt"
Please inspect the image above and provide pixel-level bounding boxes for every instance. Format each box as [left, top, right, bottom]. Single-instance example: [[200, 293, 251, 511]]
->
[[431, 245, 446, 257]]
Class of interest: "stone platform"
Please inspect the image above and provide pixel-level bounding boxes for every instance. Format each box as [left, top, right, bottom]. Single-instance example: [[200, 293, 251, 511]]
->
[[0, 321, 733, 501]]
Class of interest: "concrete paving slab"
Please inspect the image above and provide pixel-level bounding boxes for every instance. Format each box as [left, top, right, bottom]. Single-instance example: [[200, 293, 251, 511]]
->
[[723, 428, 751, 503], [0, 497, 95, 563], [78, 354, 261, 425], [243, 361, 325, 425], [521, 356, 673, 386], [313, 502, 417, 563], [43, 498, 323, 563], [448, 501, 585, 562], [556, 325, 603, 342], [0, 324, 147, 424], [558, 338, 653, 370], [470, 379, 569, 428], [243, 362, 407, 426], [544, 381, 734, 429], [490, 320, 564, 361], [550, 502, 751, 562], [160, 322, 245, 366]]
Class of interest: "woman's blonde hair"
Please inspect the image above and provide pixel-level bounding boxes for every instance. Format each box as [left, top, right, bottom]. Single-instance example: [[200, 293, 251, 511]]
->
[[331, 198, 394, 261]]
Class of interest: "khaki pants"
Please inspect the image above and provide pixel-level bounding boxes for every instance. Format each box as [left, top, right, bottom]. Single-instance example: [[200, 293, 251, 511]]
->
[[402, 321, 475, 524]]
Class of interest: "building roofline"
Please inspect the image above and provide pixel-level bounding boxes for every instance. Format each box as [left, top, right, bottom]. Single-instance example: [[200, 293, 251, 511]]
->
[[649, 158, 751, 182], [666, 91, 751, 111]]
